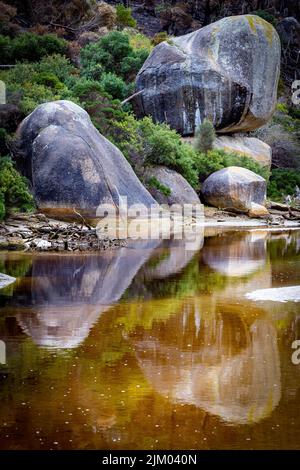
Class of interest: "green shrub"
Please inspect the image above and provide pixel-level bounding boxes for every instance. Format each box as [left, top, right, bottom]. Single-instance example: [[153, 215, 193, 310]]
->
[[0, 33, 67, 64], [99, 72, 128, 100], [267, 169, 300, 201], [80, 31, 148, 82], [0, 58, 75, 114], [288, 106, 300, 121], [111, 115, 199, 187], [196, 149, 270, 183], [147, 176, 171, 196], [116, 5, 137, 28], [0, 128, 8, 154], [194, 119, 216, 153], [151, 32, 168, 46], [71, 79, 126, 137], [33, 72, 64, 91], [36, 54, 75, 84], [251, 10, 278, 27], [0, 156, 34, 219], [129, 32, 152, 51]]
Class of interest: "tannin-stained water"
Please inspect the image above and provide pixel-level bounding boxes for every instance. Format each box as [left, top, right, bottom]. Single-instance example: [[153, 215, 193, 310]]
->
[[0, 228, 299, 450]]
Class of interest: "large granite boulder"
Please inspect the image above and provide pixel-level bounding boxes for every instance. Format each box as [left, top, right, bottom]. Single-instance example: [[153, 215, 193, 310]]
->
[[201, 166, 267, 214], [134, 15, 281, 136], [14, 100, 156, 218], [144, 165, 202, 206], [213, 136, 272, 168]]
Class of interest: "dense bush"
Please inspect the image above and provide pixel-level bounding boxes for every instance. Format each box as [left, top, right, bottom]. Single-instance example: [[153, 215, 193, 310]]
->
[[267, 169, 300, 201], [99, 72, 128, 100], [71, 79, 126, 137], [196, 149, 270, 183], [251, 10, 278, 27], [151, 32, 169, 46], [0, 56, 76, 113], [80, 31, 148, 83], [0, 32, 67, 64], [0, 156, 34, 219], [0, 128, 8, 155], [111, 115, 199, 188], [116, 5, 137, 28]]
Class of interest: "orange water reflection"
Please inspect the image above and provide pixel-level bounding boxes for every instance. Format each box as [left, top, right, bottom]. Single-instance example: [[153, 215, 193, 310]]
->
[[0, 229, 299, 449]]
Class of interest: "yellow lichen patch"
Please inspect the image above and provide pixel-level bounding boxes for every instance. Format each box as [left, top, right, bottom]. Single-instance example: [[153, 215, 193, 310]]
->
[[245, 15, 274, 45]]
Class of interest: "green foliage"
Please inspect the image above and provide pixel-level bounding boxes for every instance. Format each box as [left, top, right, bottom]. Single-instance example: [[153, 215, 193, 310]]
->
[[35, 54, 75, 83], [288, 106, 300, 121], [71, 79, 126, 137], [0, 127, 8, 155], [273, 107, 300, 134], [276, 103, 289, 114], [151, 32, 169, 46], [252, 10, 278, 27], [99, 72, 128, 100], [80, 31, 147, 82], [194, 119, 216, 154], [116, 5, 137, 28], [196, 149, 270, 183], [0, 32, 67, 64], [0, 156, 34, 219], [147, 176, 171, 196], [0, 56, 76, 114], [33, 72, 64, 91], [267, 169, 300, 201], [129, 32, 152, 51], [111, 115, 199, 188]]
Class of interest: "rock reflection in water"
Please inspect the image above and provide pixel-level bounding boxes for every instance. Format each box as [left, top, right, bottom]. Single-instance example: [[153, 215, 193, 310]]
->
[[131, 303, 281, 425], [15, 244, 160, 348], [14, 234, 204, 349], [202, 231, 268, 277]]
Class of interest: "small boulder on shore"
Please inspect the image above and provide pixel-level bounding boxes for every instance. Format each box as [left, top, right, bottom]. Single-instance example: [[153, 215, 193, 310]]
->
[[201, 166, 268, 215]]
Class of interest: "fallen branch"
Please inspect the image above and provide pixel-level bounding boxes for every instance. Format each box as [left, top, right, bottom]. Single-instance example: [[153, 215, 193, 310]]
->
[[121, 90, 143, 106], [73, 207, 91, 230]]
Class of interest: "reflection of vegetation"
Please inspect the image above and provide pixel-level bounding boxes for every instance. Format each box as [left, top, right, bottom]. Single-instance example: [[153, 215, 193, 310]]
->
[[267, 234, 300, 261], [116, 298, 184, 333], [0, 255, 32, 278], [146, 251, 170, 269], [0, 255, 32, 297]]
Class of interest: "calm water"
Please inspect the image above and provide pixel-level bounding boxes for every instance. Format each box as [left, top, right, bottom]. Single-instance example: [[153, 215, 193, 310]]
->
[[0, 228, 300, 450]]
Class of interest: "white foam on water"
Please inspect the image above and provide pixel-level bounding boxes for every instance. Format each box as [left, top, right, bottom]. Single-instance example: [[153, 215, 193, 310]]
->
[[245, 286, 300, 303]]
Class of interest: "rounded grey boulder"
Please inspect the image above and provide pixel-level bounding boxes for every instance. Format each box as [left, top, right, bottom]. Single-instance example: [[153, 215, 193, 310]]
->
[[14, 100, 156, 218], [145, 165, 201, 207], [201, 166, 267, 213], [134, 15, 281, 136]]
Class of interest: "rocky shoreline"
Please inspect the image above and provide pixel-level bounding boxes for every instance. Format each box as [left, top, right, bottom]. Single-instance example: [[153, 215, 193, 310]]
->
[[0, 213, 126, 252], [0, 206, 299, 253]]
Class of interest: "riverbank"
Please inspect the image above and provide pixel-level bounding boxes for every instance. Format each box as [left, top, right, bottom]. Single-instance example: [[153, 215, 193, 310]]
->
[[0, 207, 299, 252]]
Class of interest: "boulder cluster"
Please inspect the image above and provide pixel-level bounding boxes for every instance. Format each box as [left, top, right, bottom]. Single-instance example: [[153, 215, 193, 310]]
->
[[13, 15, 283, 221]]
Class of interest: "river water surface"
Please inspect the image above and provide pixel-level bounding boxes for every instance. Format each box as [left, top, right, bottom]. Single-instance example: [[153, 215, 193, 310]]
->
[[0, 228, 300, 449]]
